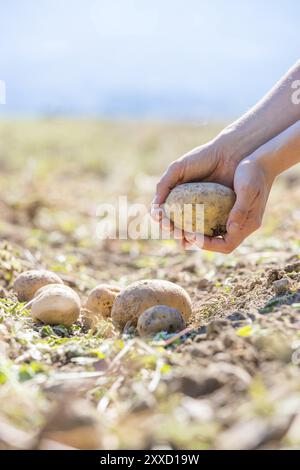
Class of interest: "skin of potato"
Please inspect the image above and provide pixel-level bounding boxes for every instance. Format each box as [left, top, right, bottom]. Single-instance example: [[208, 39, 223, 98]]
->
[[164, 182, 236, 237], [85, 284, 121, 319], [34, 283, 75, 296], [111, 279, 192, 330], [137, 305, 186, 336], [13, 270, 63, 302], [31, 285, 81, 326]]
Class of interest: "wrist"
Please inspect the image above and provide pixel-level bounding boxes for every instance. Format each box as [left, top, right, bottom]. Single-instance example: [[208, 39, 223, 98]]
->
[[248, 148, 279, 183], [216, 124, 254, 164]]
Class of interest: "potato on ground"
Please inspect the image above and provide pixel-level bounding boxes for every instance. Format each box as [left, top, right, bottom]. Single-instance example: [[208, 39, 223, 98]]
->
[[111, 279, 192, 330], [164, 182, 236, 237], [30, 284, 81, 327], [13, 269, 63, 302], [82, 283, 120, 330], [86, 284, 120, 318], [137, 305, 186, 337]]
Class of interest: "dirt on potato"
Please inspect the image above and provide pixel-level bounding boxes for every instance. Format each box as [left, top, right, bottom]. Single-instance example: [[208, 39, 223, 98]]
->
[[0, 119, 300, 450]]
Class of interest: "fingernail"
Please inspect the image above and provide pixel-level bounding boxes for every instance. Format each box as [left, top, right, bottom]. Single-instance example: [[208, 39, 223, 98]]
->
[[161, 217, 172, 230], [151, 204, 165, 221], [150, 208, 160, 221], [173, 227, 183, 240], [185, 242, 201, 252], [194, 233, 204, 248]]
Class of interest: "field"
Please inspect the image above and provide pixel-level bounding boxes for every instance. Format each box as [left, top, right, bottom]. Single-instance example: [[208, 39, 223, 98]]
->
[[0, 119, 300, 450]]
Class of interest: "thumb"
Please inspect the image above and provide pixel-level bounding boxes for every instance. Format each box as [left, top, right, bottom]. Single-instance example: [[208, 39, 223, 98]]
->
[[227, 190, 249, 232]]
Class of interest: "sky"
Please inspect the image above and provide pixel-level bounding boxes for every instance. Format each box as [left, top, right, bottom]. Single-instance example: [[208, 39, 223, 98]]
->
[[0, 0, 299, 120]]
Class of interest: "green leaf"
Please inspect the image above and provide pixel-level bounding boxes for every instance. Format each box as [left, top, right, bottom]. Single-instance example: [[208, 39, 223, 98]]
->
[[236, 325, 253, 337], [52, 324, 70, 337], [160, 363, 171, 374], [18, 362, 48, 382], [0, 370, 7, 385]]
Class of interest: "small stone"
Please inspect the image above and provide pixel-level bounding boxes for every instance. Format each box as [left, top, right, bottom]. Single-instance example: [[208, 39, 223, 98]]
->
[[227, 312, 247, 322], [0, 287, 7, 298], [193, 326, 207, 338], [267, 268, 285, 285], [197, 279, 210, 289], [171, 373, 224, 398], [272, 278, 290, 296], [206, 319, 230, 338], [285, 261, 300, 273]]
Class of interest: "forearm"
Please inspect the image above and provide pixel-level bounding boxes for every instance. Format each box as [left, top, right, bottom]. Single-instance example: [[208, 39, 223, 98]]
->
[[218, 60, 300, 161], [252, 120, 300, 179]]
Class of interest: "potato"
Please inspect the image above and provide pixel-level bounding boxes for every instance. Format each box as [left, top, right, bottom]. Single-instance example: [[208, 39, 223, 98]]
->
[[13, 269, 63, 302], [164, 182, 236, 237], [34, 283, 75, 297], [111, 279, 192, 330], [82, 284, 121, 330], [86, 284, 121, 318], [30, 284, 81, 326], [137, 305, 186, 337]]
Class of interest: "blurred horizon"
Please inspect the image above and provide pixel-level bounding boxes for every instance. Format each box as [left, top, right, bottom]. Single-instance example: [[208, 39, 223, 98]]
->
[[0, 0, 299, 121]]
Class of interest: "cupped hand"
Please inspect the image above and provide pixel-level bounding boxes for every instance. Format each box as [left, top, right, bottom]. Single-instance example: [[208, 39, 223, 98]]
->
[[151, 136, 238, 223], [184, 155, 274, 253]]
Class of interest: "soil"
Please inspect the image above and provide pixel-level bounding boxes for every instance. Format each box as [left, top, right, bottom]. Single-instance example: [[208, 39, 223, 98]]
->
[[0, 119, 300, 450]]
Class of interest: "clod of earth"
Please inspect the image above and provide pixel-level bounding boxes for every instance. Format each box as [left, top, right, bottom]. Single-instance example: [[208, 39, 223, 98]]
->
[[137, 305, 186, 337], [111, 279, 192, 330], [272, 278, 290, 296], [30, 284, 81, 327], [13, 269, 64, 302], [164, 182, 236, 236], [40, 399, 102, 450]]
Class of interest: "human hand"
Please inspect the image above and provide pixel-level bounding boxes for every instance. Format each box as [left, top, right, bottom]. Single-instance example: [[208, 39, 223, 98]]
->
[[184, 153, 275, 253], [151, 135, 239, 224]]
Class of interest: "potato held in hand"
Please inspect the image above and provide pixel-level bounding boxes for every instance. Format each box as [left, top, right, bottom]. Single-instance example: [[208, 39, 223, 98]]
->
[[31, 284, 81, 327], [164, 182, 236, 237], [111, 279, 192, 330], [13, 269, 63, 302], [138, 305, 186, 337]]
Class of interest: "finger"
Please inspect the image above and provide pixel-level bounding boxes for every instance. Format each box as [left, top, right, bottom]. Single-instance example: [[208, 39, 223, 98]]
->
[[202, 210, 263, 253], [160, 216, 175, 240], [183, 231, 203, 244], [189, 192, 263, 254], [201, 236, 236, 253], [150, 203, 165, 222], [183, 239, 202, 251], [183, 230, 226, 252], [184, 225, 243, 253], [226, 189, 251, 231], [173, 226, 184, 241], [183, 231, 196, 244], [201, 222, 243, 253], [154, 161, 183, 206], [183, 231, 205, 250], [161, 216, 174, 231]]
